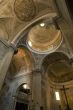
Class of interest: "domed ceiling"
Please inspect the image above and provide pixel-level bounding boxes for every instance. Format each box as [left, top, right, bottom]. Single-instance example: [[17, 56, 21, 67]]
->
[[0, 0, 73, 83], [42, 52, 73, 83], [27, 23, 62, 54]]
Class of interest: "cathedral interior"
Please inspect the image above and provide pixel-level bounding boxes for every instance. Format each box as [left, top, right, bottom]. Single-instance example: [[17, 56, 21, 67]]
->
[[0, 0, 73, 110]]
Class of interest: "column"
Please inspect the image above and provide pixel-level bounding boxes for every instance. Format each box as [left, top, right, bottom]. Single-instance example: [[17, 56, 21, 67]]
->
[[32, 70, 42, 110], [0, 39, 17, 91]]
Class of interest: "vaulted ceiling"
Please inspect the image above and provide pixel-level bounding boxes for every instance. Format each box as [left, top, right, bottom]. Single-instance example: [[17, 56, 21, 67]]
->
[[0, 0, 73, 84], [0, 0, 73, 50], [0, 0, 57, 42]]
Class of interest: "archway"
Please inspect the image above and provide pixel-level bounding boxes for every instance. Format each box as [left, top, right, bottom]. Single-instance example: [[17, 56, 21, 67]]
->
[[15, 83, 30, 110], [42, 52, 73, 83], [41, 52, 73, 110]]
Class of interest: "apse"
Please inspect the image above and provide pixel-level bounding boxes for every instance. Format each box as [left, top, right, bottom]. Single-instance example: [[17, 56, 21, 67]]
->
[[8, 46, 34, 77]]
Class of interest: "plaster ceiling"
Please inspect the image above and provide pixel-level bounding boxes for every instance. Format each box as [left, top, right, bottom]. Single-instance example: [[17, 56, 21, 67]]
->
[[0, 0, 73, 53], [0, 0, 73, 82], [0, 0, 57, 42]]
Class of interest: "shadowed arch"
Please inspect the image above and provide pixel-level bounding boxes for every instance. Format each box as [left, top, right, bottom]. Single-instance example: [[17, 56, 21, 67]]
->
[[42, 52, 73, 83]]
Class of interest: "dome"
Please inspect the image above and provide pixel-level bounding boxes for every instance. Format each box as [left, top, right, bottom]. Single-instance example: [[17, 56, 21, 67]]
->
[[27, 24, 62, 54]]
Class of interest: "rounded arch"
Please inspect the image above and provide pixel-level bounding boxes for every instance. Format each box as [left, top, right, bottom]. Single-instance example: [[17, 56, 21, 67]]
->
[[42, 52, 70, 72], [3, 73, 33, 110], [16, 83, 31, 97], [42, 52, 73, 84], [9, 72, 32, 97]]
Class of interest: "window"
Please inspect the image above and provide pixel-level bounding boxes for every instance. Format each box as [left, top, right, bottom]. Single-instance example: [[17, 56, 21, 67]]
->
[[55, 91, 60, 101]]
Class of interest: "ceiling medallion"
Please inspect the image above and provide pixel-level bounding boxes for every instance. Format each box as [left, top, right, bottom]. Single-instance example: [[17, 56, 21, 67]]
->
[[27, 24, 63, 54], [14, 0, 37, 21]]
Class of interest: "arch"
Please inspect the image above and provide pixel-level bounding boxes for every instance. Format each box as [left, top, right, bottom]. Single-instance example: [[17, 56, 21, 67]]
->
[[42, 52, 70, 72], [3, 73, 32, 110], [42, 52, 73, 84]]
